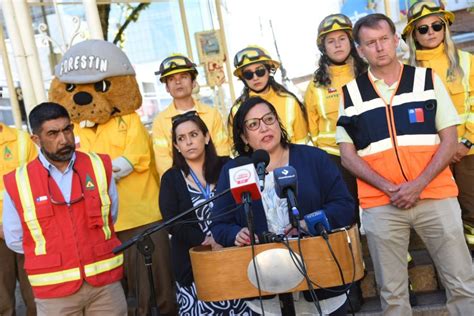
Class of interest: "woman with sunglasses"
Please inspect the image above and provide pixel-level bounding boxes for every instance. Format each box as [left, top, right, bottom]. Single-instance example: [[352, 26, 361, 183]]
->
[[403, 1, 474, 242], [228, 45, 309, 147], [211, 96, 355, 315], [159, 113, 255, 315]]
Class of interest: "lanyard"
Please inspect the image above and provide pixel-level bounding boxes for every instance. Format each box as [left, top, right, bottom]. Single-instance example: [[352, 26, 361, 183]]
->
[[188, 169, 211, 199]]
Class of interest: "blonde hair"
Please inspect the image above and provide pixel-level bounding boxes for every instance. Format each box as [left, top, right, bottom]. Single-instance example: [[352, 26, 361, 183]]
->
[[406, 14, 464, 81]]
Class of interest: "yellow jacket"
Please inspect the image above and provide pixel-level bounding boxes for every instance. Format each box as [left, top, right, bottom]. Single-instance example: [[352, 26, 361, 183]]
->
[[230, 88, 309, 144], [416, 44, 474, 155], [304, 64, 354, 156], [152, 100, 230, 178], [0, 123, 37, 222], [74, 113, 161, 231]]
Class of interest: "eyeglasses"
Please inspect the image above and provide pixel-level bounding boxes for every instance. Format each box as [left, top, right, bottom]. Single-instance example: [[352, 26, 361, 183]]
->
[[47, 169, 84, 206], [242, 68, 267, 81], [416, 21, 445, 35], [234, 47, 271, 68], [244, 111, 277, 131], [171, 110, 198, 126]]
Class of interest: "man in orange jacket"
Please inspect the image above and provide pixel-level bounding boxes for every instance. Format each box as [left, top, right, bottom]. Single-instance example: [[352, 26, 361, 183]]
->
[[2, 102, 126, 315]]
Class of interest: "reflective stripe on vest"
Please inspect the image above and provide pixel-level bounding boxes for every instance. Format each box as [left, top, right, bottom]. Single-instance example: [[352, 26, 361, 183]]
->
[[314, 87, 338, 150], [153, 137, 168, 148], [86, 152, 112, 240], [27, 254, 123, 286], [28, 267, 81, 286], [15, 165, 47, 256], [459, 50, 471, 116], [84, 254, 123, 277], [17, 130, 28, 166], [285, 96, 295, 141]]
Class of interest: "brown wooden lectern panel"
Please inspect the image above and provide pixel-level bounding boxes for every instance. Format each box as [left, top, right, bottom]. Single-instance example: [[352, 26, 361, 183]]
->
[[190, 225, 364, 302]]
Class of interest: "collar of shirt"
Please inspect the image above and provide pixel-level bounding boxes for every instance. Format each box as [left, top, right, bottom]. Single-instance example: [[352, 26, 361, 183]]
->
[[367, 63, 402, 91], [38, 150, 76, 175]]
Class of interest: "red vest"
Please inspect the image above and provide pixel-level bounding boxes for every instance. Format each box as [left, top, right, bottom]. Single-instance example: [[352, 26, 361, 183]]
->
[[3, 151, 123, 299]]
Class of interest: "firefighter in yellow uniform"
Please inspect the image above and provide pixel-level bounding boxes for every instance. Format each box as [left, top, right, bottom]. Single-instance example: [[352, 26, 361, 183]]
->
[[403, 1, 474, 245], [0, 122, 37, 316], [304, 14, 368, 312], [152, 54, 230, 178], [228, 45, 309, 146]]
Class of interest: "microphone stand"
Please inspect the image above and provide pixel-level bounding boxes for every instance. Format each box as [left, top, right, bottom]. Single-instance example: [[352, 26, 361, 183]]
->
[[113, 187, 231, 315], [242, 193, 256, 245]]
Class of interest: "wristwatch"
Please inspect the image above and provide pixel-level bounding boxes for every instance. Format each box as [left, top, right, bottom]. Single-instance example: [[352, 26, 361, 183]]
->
[[460, 138, 473, 150]]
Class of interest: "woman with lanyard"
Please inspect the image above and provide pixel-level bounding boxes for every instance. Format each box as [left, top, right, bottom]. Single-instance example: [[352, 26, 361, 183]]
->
[[304, 13, 368, 312], [159, 111, 255, 315], [228, 45, 309, 146], [211, 96, 355, 315], [402, 1, 474, 244]]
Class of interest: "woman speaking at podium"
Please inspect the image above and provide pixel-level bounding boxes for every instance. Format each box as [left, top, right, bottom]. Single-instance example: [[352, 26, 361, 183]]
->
[[211, 96, 355, 315], [159, 113, 254, 315]]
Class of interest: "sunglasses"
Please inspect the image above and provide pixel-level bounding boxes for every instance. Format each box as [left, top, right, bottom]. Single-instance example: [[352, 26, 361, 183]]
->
[[48, 169, 84, 206], [244, 111, 277, 131], [242, 68, 267, 81], [417, 21, 445, 35], [234, 47, 271, 68], [171, 110, 198, 125]]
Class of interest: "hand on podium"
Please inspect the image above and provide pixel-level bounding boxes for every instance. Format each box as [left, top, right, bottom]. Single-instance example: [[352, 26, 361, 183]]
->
[[201, 235, 223, 251], [235, 227, 259, 246]]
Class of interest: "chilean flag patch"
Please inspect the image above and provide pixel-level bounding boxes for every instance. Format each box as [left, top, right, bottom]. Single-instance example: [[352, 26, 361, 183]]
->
[[408, 108, 424, 123]]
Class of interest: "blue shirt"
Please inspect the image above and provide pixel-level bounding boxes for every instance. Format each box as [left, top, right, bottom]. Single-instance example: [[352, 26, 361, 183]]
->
[[2, 150, 119, 253]]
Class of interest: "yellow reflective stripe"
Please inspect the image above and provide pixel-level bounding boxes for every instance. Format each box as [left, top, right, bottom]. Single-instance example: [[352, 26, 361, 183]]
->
[[459, 50, 470, 113], [28, 267, 81, 286], [285, 97, 295, 140], [17, 131, 28, 166], [315, 87, 332, 133], [84, 254, 123, 277], [0, 189, 4, 201], [86, 153, 111, 240], [15, 166, 46, 255], [153, 137, 168, 148]]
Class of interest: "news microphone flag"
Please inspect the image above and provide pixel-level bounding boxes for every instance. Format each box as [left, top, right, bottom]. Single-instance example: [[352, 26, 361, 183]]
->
[[304, 210, 331, 236], [229, 163, 261, 204]]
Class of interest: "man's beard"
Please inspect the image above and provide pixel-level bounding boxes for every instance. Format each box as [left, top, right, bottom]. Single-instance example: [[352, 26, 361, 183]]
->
[[42, 144, 75, 162]]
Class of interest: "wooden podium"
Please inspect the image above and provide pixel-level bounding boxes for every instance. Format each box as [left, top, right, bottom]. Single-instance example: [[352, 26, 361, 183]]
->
[[190, 225, 365, 302]]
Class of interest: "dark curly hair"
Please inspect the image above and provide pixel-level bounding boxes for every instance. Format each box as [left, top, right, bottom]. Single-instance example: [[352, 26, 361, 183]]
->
[[313, 31, 367, 87], [232, 96, 290, 156]]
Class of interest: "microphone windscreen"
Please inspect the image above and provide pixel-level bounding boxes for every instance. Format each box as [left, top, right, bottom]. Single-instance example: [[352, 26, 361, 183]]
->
[[273, 166, 298, 199], [234, 155, 253, 167], [251, 149, 270, 167]]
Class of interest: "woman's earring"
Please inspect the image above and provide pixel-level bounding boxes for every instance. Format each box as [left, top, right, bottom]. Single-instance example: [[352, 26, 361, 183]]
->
[[244, 143, 250, 152]]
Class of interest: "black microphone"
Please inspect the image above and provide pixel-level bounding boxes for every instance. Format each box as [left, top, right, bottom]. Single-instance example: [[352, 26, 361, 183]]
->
[[252, 149, 270, 192], [273, 166, 299, 228]]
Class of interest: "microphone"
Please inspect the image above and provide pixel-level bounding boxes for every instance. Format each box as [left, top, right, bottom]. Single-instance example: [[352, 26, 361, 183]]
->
[[229, 157, 261, 204], [252, 149, 270, 191], [273, 166, 299, 228], [304, 210, 331, 239], [229, 156, 261, 245]]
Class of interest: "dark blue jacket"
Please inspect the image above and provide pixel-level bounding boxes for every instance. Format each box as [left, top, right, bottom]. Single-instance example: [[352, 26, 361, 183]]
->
[[211, 144, 355, 247]]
